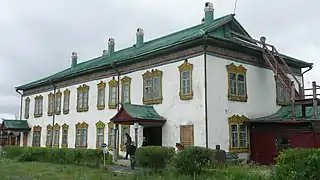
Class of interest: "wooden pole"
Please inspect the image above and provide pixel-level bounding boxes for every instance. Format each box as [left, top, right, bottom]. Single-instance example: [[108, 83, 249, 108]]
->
[[312, 81, 318, 119], [291, 81, 296, 120]]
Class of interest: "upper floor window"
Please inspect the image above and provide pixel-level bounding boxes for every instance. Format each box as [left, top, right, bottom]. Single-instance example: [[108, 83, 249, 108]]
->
[[228, 115, 249, 153], [32, 125, 41, 147], [97, 81, 106, 110], [142, 69, 163, 105], [55, 91, 62, 115], [63, 89, 70, 114], [276, 79, 290, 105], [61, 123, 69, 148], [226, 63, 248, 102], [77, 84, 89, 112], [96, 121, 105, 148], [24, 97, 30, 119], [75, 122, 88, 148], [121, 76, 131, 104], [108, 78, 118, 109], [178, 60, 193, 100], [34, 95, 43, 118], [48, 93, 54, 116]]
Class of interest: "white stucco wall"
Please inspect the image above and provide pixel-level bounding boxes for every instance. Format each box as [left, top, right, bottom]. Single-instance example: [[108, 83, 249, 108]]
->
[[21, 55, 206, 155]]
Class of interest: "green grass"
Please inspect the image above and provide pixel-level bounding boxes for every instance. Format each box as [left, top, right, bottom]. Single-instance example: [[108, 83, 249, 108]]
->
[[0, 158, 129, 180]]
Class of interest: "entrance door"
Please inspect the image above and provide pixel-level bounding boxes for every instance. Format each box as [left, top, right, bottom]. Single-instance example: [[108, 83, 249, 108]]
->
[[23, 132, 28, 146], [143, 126, 162, 146], [180, 125, 194, 146]]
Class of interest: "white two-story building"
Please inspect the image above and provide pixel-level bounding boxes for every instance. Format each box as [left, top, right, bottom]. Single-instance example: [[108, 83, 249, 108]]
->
[[8, 2, 313, 159]]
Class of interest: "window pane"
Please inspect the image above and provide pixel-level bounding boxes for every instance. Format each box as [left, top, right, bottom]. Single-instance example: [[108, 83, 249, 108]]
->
[[237, 74, 245, 96], [82, 128, 87, 146], [182, 71, 190, 79], [78, 91, 83, 108], [123, 84, 130, 103], [229, 73, 237, 95], [239, 125, 247, 148], [98, 88, 105, 106], [231, 125, 238, 148], [144, 79, 153, 101], [83, 91, 88, 108], [153, 77, 161, 99], [63, 94, 69, 111]]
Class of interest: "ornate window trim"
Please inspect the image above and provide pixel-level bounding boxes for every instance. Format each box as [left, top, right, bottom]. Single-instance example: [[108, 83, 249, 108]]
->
[[108, 78, 118, 109], [178, 60, 193, 100], [121, 76, 132, 104], [120, 125, 130, 151], [48, 93, 54, 116], [97, 81, 106, 110], [77, 84, 89, 112], [63, 89, 70, 114], [226, 63, 248, 102], [108, 122, 115, 151], [24, 97, 30, 119], [75, 122, 88, 148], [55, 91, 62, 115], [34, 95, 43, 118], [142, 69, 163, 105], [32, 125, 42, 147], [53, 123, 60, 147], [61, 123, 69, 148], [46, 124, 53, 147], [95, 121, 105, 148], [228, 115, 249, 153]]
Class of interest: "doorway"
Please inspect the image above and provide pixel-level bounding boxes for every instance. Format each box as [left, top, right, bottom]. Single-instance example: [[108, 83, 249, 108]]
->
[[143, 126, 162, 146]]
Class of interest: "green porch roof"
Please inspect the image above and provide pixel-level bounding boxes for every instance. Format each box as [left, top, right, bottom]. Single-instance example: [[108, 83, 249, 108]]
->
[[251, 105, 320, 121], [0, 119, 31, 131], [16, 14, 312, 91], [122, 103, 165, 121]]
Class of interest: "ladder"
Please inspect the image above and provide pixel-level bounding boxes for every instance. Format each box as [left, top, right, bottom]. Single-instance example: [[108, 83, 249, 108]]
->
[[228, 31, 302, 100]]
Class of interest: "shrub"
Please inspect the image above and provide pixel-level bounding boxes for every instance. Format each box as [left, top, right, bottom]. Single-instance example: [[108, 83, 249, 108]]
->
[[273, 148, 320, 180], [3, 146, 113, 168], [136, 146, 175, 170], [174, 146, 217, 175]]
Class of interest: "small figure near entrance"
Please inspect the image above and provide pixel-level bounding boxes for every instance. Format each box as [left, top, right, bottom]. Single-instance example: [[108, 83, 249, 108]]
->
[[127, 141, 137, 170], [124, 133, 132, 159], [141, 137, 147, 147]]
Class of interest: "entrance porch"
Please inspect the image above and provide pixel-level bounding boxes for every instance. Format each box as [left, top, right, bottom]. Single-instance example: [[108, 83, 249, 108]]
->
[[0, 119, 31, 146]]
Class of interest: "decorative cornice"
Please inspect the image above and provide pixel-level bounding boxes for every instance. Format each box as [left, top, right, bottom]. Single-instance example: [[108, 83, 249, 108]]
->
[[33, 125, 41, 131], [62, 123, 69, 129], [96, 121, 106, 129], [228, 115, 248, 124], [75, 122, 89, 129]]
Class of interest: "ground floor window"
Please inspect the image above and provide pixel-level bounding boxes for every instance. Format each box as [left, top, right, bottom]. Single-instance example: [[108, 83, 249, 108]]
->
[[180, 124, 194, 146], [32, 125, 42, 147], [75, 122, 88, 148], [53, 124, 60, 147], [108, 122, 115, 151], [96, 121, 105, 148], [46, 125, 53, 147], [61, 123, 69, 148], [228, 115, 249, 152]]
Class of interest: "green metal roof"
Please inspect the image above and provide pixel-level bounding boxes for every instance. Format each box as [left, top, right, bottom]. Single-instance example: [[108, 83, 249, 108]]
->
[[123, 103, 165, 121], [16, 14, 312, 91], [251, 105, 320, 121], [1, 119, 31, 131]]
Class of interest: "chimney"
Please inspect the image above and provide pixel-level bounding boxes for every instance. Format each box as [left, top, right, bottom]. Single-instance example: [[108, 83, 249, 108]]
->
[[136, 28, 144, 47], [108, 38, 115, 57], [71, 52, 78, 68], [204, 2, 214, 24], [102, 49, 108, 56]]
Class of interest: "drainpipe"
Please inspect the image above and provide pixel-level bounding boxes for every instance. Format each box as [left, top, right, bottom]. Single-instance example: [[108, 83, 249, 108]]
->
[[301, 65, 313, 98], [111, 62, 120, 162], [203, 34, 209, 148], [15, 89, 23, 120], [50, 80, 56, 148]]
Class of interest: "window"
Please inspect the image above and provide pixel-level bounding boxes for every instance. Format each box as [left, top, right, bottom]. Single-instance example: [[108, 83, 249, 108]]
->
[[180, 125, 194, 146], [46, 125, 53, 147], [228, 115, 249, 152], [276, 79, 290, 105], [178, 60, 193, 100], [226, 63, 248, 102], [24, 97, 30, 119], [97, 81, 106, 110], [121, 76, 132, 104], [55, 91, 62, 115], [108, 78, 118, 109], [53, 123, 60, 147], [34, 95, 43, 118], [61, 123, 69, 147], [120, 125, 130, 151], [95, 121, 105, 148], [63, 89, 70, 114], [48, 93, 54, 116], [108, 122, 115, 151], [142, 69, 163, 105], [75, 122, 88, 148], [32, 125, 41, 147], [77, 84, 89, 112]]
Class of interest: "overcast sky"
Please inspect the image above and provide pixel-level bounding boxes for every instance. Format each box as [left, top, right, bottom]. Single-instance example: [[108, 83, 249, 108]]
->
[[0, 0, 319, 117]]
